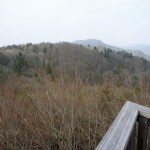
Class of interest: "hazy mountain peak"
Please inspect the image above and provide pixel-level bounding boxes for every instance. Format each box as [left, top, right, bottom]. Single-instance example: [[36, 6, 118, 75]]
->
[[83, 39, 104, 43], [73, 39, 122, 51], [73, 39, 150, 61]]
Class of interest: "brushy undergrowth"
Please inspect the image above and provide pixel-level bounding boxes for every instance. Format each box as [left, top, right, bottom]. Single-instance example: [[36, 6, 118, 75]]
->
[[0, 72, 150, 150]]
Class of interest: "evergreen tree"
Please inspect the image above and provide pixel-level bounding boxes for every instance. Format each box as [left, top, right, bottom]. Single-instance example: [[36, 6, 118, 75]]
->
[[46, 62, 53, 74], [13, 52, 28, 75]]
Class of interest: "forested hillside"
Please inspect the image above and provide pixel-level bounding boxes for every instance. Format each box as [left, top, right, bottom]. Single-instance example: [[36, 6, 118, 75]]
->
[[0, 42, 150, 79], [1, 42, 150, 149]]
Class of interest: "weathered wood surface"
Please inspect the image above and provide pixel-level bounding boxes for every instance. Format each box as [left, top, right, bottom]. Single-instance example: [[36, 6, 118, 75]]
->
[[130, 101, 150, 119], [96, 102, 138, 150], [113, 108, 138, 150], [126, 123, 136, 150], [95, 101, 150, 150], [137, 116, 148, 150], [147, 120, 150, 150]]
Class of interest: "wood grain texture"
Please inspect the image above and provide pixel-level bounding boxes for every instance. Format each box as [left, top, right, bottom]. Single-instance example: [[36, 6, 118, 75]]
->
[[96, 102, 138, 150], [129, 101, 150, 119], [126, 123, 136, 150], [113, 108, 138, 150]]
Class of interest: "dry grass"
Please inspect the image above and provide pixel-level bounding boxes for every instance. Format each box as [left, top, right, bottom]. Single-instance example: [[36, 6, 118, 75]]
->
[[0, 72, 150, 150]]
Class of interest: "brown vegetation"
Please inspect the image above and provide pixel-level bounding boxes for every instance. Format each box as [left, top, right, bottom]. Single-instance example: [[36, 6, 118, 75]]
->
[[1, 70, 150, 150], [1, 43, 150, 149]]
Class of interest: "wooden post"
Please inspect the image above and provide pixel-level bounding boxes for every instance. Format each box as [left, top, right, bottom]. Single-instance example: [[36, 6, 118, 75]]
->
[[147, 119, 150, 150], [126, 123, 136, 150], [137, 116, 148, 150]]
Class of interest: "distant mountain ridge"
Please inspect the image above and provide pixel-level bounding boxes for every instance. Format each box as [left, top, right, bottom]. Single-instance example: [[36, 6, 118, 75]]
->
[[73, 39, 122, 51], [122, 44, 150, 56], [125, 49, 150, 60], [73, 39, 150, 60]]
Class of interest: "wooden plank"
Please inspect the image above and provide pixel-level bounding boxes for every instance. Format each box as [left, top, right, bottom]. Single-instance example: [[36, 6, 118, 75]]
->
[[137, 116, 149, 150], [129, 101, 150, 119], [96, 102, 138, 150], [126, 123, 136, 150], [147, 119, 150, 150], [113, 108, 138, 150], [96, 101, 132, 149], [96, 101, 132, 150]]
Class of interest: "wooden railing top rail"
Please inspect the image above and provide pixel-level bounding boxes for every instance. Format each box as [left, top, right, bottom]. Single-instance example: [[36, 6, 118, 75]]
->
[[95, 101, 150, 150], [129, 101, 150, 119]]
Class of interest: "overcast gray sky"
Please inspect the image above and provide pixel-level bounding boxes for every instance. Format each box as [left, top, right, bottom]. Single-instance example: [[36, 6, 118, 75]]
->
[[0, 0, 150, 47]]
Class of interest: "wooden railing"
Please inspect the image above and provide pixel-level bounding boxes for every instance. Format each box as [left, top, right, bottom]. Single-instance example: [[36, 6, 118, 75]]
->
[[95, 101, 150, 150]]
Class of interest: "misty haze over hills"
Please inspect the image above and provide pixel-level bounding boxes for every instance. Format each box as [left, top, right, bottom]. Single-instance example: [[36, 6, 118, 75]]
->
[[73, 39, 122, 51], [73, 39, 150, 60], [122, 44, 150, 56], [1, 0, 150, 149]]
